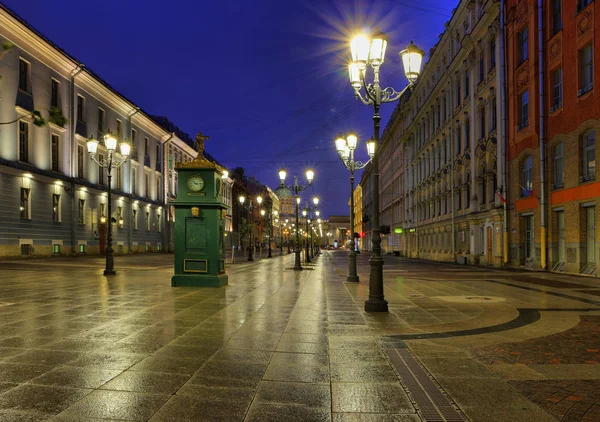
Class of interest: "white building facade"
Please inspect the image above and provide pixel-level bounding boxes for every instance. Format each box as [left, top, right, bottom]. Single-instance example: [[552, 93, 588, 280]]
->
[[0, 5, 196, 256]]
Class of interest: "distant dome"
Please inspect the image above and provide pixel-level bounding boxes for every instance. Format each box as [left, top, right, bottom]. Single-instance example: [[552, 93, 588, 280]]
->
[[274, 185, 292, 198]]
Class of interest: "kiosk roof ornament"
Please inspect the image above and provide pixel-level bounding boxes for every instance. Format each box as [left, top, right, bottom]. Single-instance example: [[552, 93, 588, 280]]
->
[[176, 131, 225, 173]]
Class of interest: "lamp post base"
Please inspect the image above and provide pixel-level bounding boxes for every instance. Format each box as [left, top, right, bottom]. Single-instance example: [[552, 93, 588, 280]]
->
[[364, 298, 388, 312], [346, 275, 359, 282], [104, 269, 117, 276]]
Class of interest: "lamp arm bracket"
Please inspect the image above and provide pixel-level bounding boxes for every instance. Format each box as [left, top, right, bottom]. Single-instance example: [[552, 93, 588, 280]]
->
[[353, 88, 373, 106], [89, 155, 105, 167], [354, 159, 371, 169], [113, 157, 129, 168], [381, 84, 413, 104]]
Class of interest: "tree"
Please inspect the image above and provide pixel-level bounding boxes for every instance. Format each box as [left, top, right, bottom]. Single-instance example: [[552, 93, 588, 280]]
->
[[239, 217, 256, 249], [0, 110, 45, 127]]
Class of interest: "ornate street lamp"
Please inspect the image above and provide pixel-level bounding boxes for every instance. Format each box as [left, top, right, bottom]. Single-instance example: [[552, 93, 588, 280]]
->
[[349, 31, 424, 312], [259, 198, 275, 258], [278, 168, 315, 270], [86, 131, 130, 275], [301, 197, 319, 263], [335, 132, 375, 282]]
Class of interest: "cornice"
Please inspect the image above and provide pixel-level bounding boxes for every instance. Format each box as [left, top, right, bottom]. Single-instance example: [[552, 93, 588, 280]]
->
[[0, 8, 171, 143]]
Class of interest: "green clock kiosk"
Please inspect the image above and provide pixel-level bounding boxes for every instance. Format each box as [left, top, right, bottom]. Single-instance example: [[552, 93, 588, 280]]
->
[[170, 133, 228, 287]]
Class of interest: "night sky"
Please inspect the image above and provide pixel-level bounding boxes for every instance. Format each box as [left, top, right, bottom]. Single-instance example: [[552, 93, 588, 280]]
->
[[6, 0, 457, 218]]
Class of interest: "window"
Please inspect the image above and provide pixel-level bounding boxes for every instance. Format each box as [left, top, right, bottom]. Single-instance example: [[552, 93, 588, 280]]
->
[[466, 182, 471, 208], [580, 44, 593, 94], [156, 144, 160, 167], [51, 134, 60, 171], [490, 38, 496, 70], [99, 154, 105, 185], [554, 143, 564, 188], [583, 130, 595, 181], [479, 107, 486, 139], [20, 188, 30, 219], [77, 95, 85, 122], [552, 0, 562, 35], [146, 211, 150, 231], [578, 0, 592, 13], [51, 79, 60, 108], [79, 244, 85, 254], [53, 244, 61, 254], [116, 119, 123, 141], [100, 203, 106, 223], [157, 213, 161, 232], [465, 118, 470, 145], [518, 26, 528, 64], [98, 108, 105, 134], [52, 194, 61, 222], [519, 90, 529, 129], [117, 206, 123, 228], [479, 52, 485, 83], [133, 209, 138, 230], [132, 168, 137, 194], [465, 71, 470, 97], [132, 128, 137, 147], [522, 156, 533, 196], [19, 121, 29, 162], [442, 95, 447, 121], [145, 173, 150, 197], [456, 126, 462, 154], [156, 176, 160, 199], [78, 199, 85, 224], [456, 79, 461, 107], [552, 68, 562, 110], [491, 97, 497, 131], [77, 144, 84, 178], [117, 166, 122, 191], [144, 137, 149, 158], [18, 58, 30, 92]]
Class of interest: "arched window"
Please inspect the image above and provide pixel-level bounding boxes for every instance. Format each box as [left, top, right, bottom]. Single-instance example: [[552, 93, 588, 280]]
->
[[582, 130, 595, 181], [522, 155, 533, 196]]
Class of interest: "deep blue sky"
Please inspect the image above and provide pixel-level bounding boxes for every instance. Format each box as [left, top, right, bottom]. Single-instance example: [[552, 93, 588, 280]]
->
[[7, 0, 456, 218]]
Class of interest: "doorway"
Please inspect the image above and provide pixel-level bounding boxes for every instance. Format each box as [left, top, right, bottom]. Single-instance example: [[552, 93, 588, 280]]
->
[[587, 207, 596, 264], [486, 227, 493, 264], [557, 211, 565, 263], [524, 215, 534, 261]]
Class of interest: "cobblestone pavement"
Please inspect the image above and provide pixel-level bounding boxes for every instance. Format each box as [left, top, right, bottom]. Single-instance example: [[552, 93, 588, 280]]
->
[[0, 251, 599, 421]]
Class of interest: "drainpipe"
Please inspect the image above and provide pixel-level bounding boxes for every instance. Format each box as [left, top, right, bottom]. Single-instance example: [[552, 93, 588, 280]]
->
[[127, 107, 140, 252], [450, 77, 456, 259], [538, 0, 547, 269], [69, 64, 84, 255], [500, 0, 509, 265], [162, 132, 175, 252]]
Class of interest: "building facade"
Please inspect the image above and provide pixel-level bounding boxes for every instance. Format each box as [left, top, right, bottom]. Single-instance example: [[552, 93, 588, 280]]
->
[[359, 0, 505, 265], [352, 183, 363, 251], [0, 5, 197, 257], [507, 0, 599, 275]]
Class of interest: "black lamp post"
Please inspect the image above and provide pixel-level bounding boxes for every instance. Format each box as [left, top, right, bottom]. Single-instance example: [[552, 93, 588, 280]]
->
[[86, 131, 130, 276], [348, 32, 424, 311], [335, 132, 375, 282], [278, 168, 314, 271], [301, 198, 319, 263]]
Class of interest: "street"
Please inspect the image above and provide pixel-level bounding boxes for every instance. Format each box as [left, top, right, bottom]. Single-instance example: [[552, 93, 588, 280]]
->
[[0, 252, 599, 421]]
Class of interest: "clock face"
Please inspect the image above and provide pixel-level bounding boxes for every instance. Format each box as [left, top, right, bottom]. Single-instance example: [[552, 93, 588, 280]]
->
[[187, 175, 205, 192]]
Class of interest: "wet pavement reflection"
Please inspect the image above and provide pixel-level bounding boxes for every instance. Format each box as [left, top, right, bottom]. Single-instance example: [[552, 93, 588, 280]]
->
[[0, 252, 599, 421]]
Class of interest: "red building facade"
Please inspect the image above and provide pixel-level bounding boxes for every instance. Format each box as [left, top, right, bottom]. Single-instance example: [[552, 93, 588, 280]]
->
[[507, 0, 599, 274]]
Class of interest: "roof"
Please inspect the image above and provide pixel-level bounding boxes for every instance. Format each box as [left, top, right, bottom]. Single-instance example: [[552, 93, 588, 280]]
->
[[274, 184, 292, 198]]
